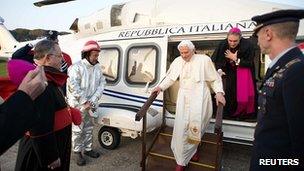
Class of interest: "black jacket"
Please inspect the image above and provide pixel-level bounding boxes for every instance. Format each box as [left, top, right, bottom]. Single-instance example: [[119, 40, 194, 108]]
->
[[212, 37, 255, 71], [0, 91, 36, 155], [211, 37, 256, 116], [250, 47, 304, 170]]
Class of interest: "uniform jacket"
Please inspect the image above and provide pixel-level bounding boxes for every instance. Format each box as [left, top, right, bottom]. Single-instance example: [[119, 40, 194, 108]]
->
[[251, 47, 304, 170]]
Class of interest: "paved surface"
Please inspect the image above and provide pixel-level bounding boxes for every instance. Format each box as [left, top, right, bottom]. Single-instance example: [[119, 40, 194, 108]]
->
[[0, 125, 252, 171]]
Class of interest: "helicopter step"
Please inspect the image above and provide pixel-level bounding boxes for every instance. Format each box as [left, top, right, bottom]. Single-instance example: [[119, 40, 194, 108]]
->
[[146, 126, 222, 171]]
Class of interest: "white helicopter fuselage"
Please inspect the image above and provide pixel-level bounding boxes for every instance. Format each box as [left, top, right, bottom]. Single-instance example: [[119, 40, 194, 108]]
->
[[1, 0, 303, 146]]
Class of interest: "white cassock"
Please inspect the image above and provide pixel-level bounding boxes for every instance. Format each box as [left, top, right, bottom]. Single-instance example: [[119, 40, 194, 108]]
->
[[159, 54, 224, 166]]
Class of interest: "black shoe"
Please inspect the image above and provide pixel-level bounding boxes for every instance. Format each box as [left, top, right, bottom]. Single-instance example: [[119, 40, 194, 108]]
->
[[75, 152, 86, 166], [84, 150, 100, 158]]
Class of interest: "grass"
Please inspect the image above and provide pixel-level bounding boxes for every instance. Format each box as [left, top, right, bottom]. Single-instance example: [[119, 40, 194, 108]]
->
[[0, 60, 8, 77]]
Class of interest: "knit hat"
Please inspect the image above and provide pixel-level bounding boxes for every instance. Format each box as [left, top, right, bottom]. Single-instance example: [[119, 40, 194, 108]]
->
[[7, 59, 36, 86], [82, 40, 100, 53]]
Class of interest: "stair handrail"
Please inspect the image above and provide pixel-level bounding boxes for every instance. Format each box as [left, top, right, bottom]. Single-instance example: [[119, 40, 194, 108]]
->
[[135, 91, 158, 171], [214, 103, 223, 134], [135, 91, 158, 121], [214, 73, 226, 135]]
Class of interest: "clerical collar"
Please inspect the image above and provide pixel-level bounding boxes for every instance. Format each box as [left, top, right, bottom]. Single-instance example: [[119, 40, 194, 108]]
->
[[268, 46, 296, 69]]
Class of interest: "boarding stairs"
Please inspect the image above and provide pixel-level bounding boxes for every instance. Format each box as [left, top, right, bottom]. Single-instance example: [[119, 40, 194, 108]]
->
[[135, 91, 224, 171]]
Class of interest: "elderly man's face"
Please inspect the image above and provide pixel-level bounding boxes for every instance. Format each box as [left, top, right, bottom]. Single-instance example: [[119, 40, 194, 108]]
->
[[179, 46, 193, 62], [48, 45, 63, 70], [227, 34, 241, 49]]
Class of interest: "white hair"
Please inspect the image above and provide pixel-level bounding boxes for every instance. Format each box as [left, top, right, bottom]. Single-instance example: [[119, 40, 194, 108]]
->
[[177, 40, 195, 51]]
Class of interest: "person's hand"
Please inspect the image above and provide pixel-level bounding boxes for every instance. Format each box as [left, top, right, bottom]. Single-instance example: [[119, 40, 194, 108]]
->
[[225, 50, 238, 61], [215, 92, 226, 106], [82, 101, 91, 110], [151, 86, 162, 95], [217, 69, 226, 76], [18, 66, 47, 100], [47, 158, 61, 170]]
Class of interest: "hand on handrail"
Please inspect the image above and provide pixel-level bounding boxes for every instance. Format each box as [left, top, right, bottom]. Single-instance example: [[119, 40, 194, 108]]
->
[[151, 86, 161, 95], [215, 92, 226, 106]]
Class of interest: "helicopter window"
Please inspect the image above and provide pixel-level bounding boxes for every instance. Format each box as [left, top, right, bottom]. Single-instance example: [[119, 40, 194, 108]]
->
[[99, 48, 120, 84], [111, 4, 125, 27], [84, 23, 91, 29], [96, 21, 103, 30], [126, 46, 158, 85]]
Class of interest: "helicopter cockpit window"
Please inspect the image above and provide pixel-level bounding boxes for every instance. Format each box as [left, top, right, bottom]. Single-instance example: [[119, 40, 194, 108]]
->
[[84, 23, 91, 30], [126, 46, 158, 85], [98, 48, 120, 84], [96, 21, 103, 30], [111, 4, 125, 27]]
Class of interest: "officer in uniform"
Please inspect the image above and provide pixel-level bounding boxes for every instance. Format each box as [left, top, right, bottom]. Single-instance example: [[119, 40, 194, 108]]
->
[[250, 9, 304, 170]]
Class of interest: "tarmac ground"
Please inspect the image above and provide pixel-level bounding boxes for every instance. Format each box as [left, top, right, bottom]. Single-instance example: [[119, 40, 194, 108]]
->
[[0, 125, 252, 171]]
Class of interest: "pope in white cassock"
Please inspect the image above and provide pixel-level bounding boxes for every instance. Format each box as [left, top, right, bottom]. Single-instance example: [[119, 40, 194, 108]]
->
[[152, 40, 226, 171]]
